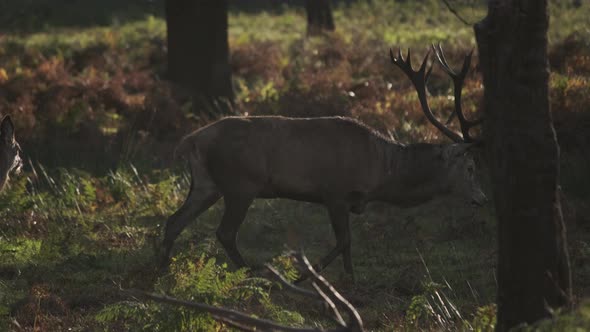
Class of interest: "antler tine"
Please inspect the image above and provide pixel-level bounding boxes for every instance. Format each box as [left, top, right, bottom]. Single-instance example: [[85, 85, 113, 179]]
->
[[457, 49, 480, 143], [419, 50, 433, 83], [431, 43, 483, 143], [432, 43, 456, 77], [390, 47, 463, 143], [389, 48, 399, 65], [459, 49, 474, 77], [390, 48, 415, 78], [425, 65, 433, 84], [390, 48, 432, 85]]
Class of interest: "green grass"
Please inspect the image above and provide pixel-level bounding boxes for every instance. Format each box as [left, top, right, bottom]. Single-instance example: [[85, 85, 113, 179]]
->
[[0, 0, 589, 330], [0, 166, 500, 331], [3, 1, 586, 60]]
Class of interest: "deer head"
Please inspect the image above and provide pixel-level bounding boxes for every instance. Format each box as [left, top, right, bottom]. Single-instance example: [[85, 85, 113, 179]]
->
[[391, 44, 486, 206], [441, 143, 487, 206], [0, 116, 22, 191]]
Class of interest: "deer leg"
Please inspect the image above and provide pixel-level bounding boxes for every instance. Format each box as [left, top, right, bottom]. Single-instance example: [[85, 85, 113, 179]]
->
[[216, 194, 254, 268], [317, 202, 353, 275], [160, 185, 221, 270]]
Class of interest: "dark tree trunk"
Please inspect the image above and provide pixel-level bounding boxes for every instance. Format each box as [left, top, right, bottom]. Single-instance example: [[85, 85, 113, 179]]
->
[[474, 1, 572, 330], [305, 0, 335, 35], [165, 0, 233, 113]]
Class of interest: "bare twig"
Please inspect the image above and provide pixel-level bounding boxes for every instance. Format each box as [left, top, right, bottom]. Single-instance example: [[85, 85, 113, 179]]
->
[[441, 0, 471, 25], [296, 254, 364, 332], [265, 264, 321, 299], [265, 262, 351, 328], [311, 282, 347, 327]]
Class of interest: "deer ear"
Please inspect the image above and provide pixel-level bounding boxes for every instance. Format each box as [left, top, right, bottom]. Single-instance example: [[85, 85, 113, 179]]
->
[[443, 143, 475, 160], [0, 116, 15, 145], [454, 143, 476, 156]]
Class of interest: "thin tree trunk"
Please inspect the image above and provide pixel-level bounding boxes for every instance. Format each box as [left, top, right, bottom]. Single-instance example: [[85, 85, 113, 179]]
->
[[305, 0, 335, 35], [165, 0, 233, 113], [474, 1, 572, 330]]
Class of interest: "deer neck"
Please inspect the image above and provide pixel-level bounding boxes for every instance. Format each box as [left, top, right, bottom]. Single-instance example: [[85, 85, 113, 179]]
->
[[372, 143, 451, 206]]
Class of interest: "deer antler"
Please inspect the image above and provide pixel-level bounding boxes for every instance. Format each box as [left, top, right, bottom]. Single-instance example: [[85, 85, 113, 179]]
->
[[390, 45, 483, 143], [390, 48, 464, 143], [431, 43, 482, 143]]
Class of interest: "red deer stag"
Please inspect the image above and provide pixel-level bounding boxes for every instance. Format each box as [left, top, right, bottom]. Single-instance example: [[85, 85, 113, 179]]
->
[[0, 115, 22, 191], [159, 45, 485, 279]]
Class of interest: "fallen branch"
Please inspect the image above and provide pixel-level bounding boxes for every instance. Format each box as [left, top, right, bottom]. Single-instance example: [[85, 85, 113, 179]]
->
[[265, 264, 321, 300], [123, 253, 364, 332], [295, 254, 363, 332], [124, 289, 333, 332]]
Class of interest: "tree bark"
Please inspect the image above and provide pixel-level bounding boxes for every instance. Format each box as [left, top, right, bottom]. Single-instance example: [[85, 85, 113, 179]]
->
[[474, 1, 572, 330], [165, 0, 233, 112], [305, 0, 335, 35]]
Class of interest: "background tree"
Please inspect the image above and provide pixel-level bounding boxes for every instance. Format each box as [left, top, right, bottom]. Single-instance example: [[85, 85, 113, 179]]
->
[[474, 0, 572, 330], [305, 0, 335, 35], [165, 0, 233, 113]]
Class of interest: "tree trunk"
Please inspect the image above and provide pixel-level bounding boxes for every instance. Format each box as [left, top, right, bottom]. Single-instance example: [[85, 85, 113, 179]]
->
[[165, 0, 233, 113], [474, 1, 572, 330], [305, 0, 335, 35]]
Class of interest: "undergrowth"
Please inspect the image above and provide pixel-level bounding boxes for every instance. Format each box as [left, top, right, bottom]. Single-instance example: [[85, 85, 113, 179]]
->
[[95, 255, 304, 331]]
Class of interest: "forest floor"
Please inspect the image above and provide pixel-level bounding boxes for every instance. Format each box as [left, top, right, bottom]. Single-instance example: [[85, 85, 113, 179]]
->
[[1, 0, 589, 331]]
